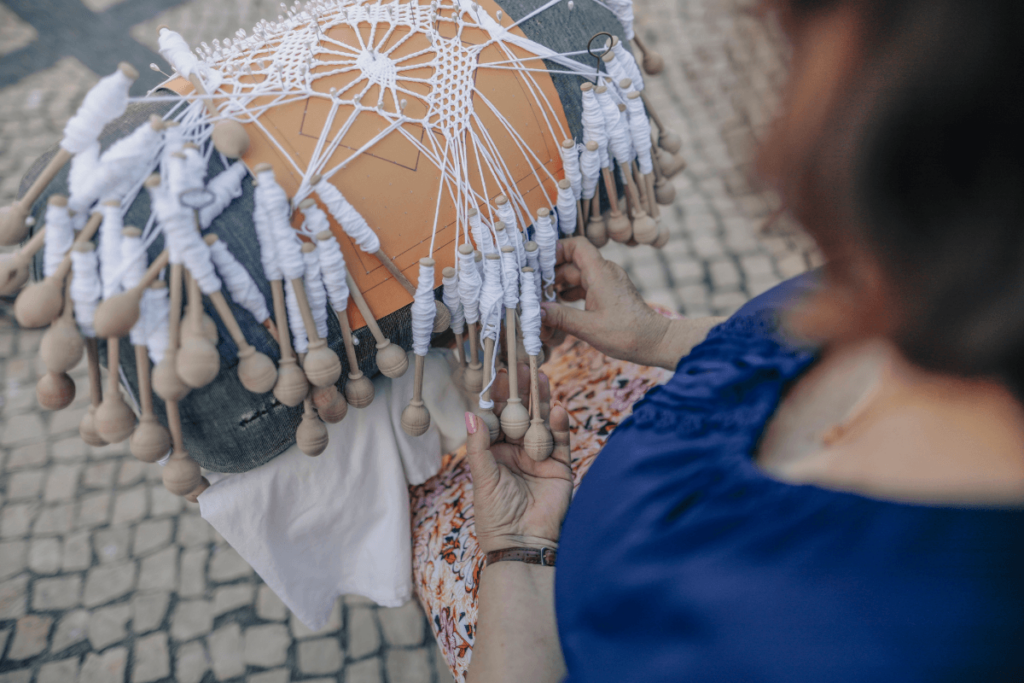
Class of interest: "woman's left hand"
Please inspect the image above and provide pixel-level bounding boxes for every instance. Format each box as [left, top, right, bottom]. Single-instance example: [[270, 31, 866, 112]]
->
[[466, 364, 573, 554]]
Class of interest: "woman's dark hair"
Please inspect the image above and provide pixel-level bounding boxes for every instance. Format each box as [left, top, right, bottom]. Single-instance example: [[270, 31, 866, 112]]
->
[[783, 0, 1024, 393]]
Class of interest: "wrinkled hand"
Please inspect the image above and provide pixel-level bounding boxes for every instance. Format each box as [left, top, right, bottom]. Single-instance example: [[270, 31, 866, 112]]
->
[[466, 364, 572, 554], [541, 237, 673, 367]]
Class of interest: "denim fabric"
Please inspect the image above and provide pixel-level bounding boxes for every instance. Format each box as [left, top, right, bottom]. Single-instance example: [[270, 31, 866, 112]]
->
[[17, 2, 624, 471]]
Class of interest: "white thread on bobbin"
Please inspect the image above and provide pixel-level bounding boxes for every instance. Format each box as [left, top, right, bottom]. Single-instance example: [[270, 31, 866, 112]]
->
[[43, 201, 74, 278], [533, 212, 557, 301], [442, 268, 464, 335], [477, 254, 504, 409], [613, 40, 644, 91], [556, 182, 577, 237], [579, 142, 601, 200], [495, 201, 526, 267], [315, 230, 351, 313], [314, 179, 380, 254], [152, 157, 222, 295], [85, 118, 164, 210], [98, 203, 123, 300], [458, 247, 482, 325], [121, 233, 149, 347], [303, 244, 329, 340], [582, 88, 610, 168], [71, 249, 101, 338], [208, 238, 270, 323], [625, 92, 654, 175], [61, 67, 134, 155], [253, 167, 284, 281], [144, 286, 170, 365], [500, 248, 519, 310], [67, 143, 101, 222], [519, 267, 542, 358], [525, 242, 542, 297], [605, 0, 635, 40], [158, 27, 201, 79], [411, 260, 436, 356], [468, 209, 495, 254], [560, 142, 583, 200], [596, 86, 633, 167], [200, 163, 248, 229], [284, 279, 308, 354]]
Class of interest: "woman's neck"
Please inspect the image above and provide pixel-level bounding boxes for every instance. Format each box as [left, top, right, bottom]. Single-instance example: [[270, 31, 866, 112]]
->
[[757, 338, 1024, 506]]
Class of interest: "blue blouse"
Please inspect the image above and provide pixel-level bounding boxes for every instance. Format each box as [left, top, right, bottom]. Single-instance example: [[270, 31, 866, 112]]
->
[[555, 273, 1024, 682]]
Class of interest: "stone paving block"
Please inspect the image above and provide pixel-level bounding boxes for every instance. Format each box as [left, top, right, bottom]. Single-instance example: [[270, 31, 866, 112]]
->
[[5, 443, 47, 471], [93, 526, 132, 564], [347, 606, 381, 659], [379, 600, 425, 647], [117, 459, 149, 487], [47, 406, 87, 439], [133, 631, 170, 683], [0, 628, 8, 660], [171, 599, 214, 641], [248, 668, 291, 683], [32, 503, 73, 536], [51, 436, 87, 463], [709, 259, 741, 289], [80, 646, 128, 683], [345, 657, 384, 683], [112, 484, 149, 525], [33, 574, 81, 610], [8, 614, 52, 660], [176, 640, 212, 683], [668, 256, 705, 285], [37, 657, 79, 683], [43, 463, 80, 502], [243, 623, 291, 668], [179, 547, 208, 597], [0, 540, 27, 581], [208, 623, 246, 681], [61, 530, 92, 572], [28, 537, 61, 574], [0, 671, 31, 683], [214, 583, 254, 616], [0, 574, 29, 619], [209, 546, 253, 582], [89, 442, 128, 460], [297, 637, 342, 675], [88, 602, 132, 650], [6, 469, 44, 500], [51, 609, 89, 653], [0, 503, 36, 538], [256, 584, 288, 621], [1, 412, 44, 447], [82, 460, 117, 489], [176, 513, 213, 547], [385, 647, 432, 683], [149, 484, 183, 517], [137, 545, 177, 592], [133, 518, 172, 557], [84, 561, 136, 607], [76, 491, 112, 529], [290, 599, 341, 639], [132, 590, 170, 634]]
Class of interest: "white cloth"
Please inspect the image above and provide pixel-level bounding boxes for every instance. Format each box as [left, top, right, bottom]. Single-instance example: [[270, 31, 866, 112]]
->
[[198, 349, 471, 630]]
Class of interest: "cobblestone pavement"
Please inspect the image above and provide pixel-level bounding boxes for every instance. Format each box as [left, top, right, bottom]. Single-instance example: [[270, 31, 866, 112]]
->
[[0, 0, 817, 681]]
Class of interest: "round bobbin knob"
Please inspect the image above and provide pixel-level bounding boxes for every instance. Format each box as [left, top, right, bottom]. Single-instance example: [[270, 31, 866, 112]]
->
[[79, 407, 108, 447], [176, 337, 221, 388], [344, 373, 375, 409], [524, 421, 554, 461], [36, 372, 75, 411], [312, 384, 348, 424], [0, 253, 29, 296], [658, 129, 682, 155], [462, 364, 484, 394], [130, 415, 171, 463], [296, 412, 329, 456], [93, 289, 144, 339], [237, 347, 277, 394], [401, 400, 430, 437], [375, 341, 409, 379], [95, 394, 137, 445], [500, 399, 530, 441], [0, 205, 30, 248], [40, 317, 85, 374], [163, 451, 204, 496], [303, 345, 343, 388], [632, 213, 659, 245], [642, 50, 665, 75], [652, 223, 670, 249], [654, 176, 676, 205], [475, 406, 501, 444], [273, 362, 309, 407], [211, 120, 250, 159], [153, 356, 191, 402], [14, 277, 64, 329], [656, 148, 687, 178], [606, 210, 632, 244]]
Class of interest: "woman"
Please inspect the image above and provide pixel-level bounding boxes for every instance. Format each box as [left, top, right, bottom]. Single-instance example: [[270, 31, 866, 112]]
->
[[463, 0, 1024, 680]]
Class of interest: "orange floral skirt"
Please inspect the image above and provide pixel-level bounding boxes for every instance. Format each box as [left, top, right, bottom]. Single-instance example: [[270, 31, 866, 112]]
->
[[409, 334, 675, 681]]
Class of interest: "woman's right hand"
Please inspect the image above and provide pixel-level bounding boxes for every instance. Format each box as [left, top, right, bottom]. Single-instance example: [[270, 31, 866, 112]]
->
[[541, 237, 674, 368]]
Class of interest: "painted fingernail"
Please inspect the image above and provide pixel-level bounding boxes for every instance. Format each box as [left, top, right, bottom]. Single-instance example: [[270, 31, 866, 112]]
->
[[465, 412, 477, 435]]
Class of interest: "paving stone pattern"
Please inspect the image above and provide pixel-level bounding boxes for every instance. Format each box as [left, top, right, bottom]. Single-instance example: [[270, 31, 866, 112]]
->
[[0, 0, 816, 680]]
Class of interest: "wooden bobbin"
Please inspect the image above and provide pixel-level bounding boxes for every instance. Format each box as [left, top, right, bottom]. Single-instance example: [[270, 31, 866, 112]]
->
[[40, 280, 85, 375], [618, 161, 658, 245], [476, 334, 501, 444], [312, 384, 348, 424], [630, 33, 665, 75], [649, 136, 676, 205], [559, 141, 585, 236], [93, 247, 171, 338], [80, 338, 108, 448], [153, 264, 191, 403], [500, 306, 530, 440], [269, 278, 309, 407], [293, 243, 342, 388], [345, 272, 409, 379], [36, 371, 75, 411], [371, 245, 450, 334], [441, 265, 468, 383], [635, 86, 682, 154], [296, 395, 329, 456], [0, 199, 52, 295], [458, 244, 484, 394], [130, 327, 171, 463], [211, 288, 278, 394], [523, 354, 553, 461], [163, 400, 209, 501], [401, 353, 431, 437], [14, 210, 103, 329], [176, 48, 249, 159], [95, 337, 137, 444], [656, 147, 687, 179], [176, 271, 221, 389]]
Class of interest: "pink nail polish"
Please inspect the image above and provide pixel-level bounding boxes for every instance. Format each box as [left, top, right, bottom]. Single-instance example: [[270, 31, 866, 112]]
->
[[465, 412, 477, 435]]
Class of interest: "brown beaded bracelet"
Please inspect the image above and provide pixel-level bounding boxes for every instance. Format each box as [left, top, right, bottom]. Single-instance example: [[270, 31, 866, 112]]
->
[[485, 547, 557, 567]]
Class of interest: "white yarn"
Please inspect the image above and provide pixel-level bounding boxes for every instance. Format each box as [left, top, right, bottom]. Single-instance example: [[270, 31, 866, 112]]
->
[[253, 167, 284, 281], [43, 202, 74, 278], [303, 245, 330, 340], [67, 142, 101, 221], [200, 163, 248, 229], [602, 53, 631, 97], [284, 279, 309, 354], [500, 248, 519, 310], [61, 67, 133, 155], [496, 201, 517, 235], [468, 210, 495, 255], [477, 255, 504, 409], [411, 260, 436, 356], [98, 203, 123, 300], [70, 249, 101, 338], [533, 213, 557, 302], [581, 88, 610, 168], [84, 118, 164, 210], [121, 234, 149, 346], [556, 183, 577, 237], [495, 202, 525, 267], [605, 0, 635, 40], [457, 248, 482, 325], [580, 143, 601, 200], [613, 41, 644, 92], [519, 267, 542, 358], [314, 179, 380, 254], [159, 28, 201, 79], [597, 87, 633, 168], [625, 93, 654, 175], [143, 286, 170, 365], [167, 143, 207, 201], [150, 164, 222, 295], [524, 243, 542, 299], [315, 231, 351, 313], [560, 143, 583, 200], [441, 268, 465, 335], [209, 239, 270, 323]]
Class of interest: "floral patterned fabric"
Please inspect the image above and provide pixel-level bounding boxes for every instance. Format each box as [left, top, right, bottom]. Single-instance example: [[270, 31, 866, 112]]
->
[[409, 329, 677, 681]]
